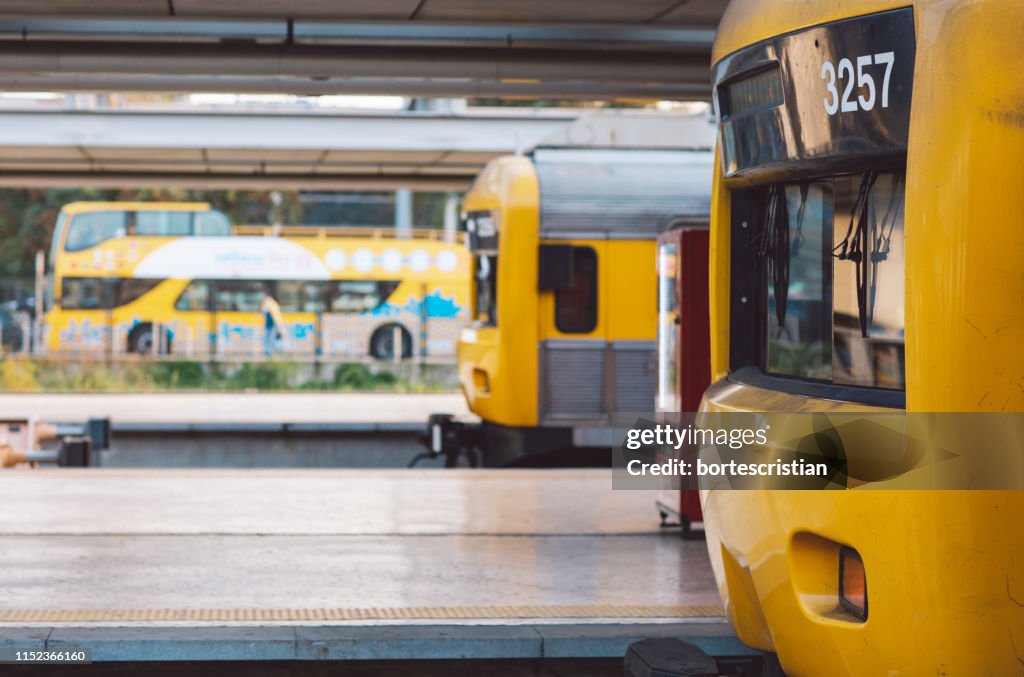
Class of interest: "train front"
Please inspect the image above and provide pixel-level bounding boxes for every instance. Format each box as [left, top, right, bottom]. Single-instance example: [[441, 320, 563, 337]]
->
[[452, 156, 544, 466], [702, 0, 1024, 674]]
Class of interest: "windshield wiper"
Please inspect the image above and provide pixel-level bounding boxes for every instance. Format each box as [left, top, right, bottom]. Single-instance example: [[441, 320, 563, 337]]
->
[[754, 182, 814, 338], [834, 171, 878, 338], [867, 173, 904, 326], [792, 183, 809, 257], [754, 183, 789, 335]]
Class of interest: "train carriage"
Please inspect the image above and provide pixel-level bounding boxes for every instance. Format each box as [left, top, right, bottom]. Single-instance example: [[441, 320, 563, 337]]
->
[[430, 119, 716, 466], [696, 1, 1024, 673]]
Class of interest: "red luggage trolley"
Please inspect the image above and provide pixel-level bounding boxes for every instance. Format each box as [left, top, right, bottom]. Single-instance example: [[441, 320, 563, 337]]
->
[[655, 223, 710, 539]]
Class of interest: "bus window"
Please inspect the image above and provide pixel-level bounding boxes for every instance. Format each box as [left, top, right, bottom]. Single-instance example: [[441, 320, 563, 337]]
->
[[136, 211, 192, 237], [64, 212, 127, 252], [474, 255, 497, 325], [61, 277, 104, 310], [194, 210, 232, 236], [175, 281, 210, 311], [49, 212, 67, 267], [326, 281, 397, 313], [214, 280, 265, 312], [116, 279, 163, 307], [555, 246, 598, 333], [761, 172, 906, 390], [278, 281, 323, 313]]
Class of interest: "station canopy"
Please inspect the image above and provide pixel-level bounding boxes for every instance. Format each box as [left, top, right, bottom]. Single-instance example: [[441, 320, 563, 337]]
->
[[0, 0, 724, 100], [0, 106, 715, 189], [0, 1, 724, 189]]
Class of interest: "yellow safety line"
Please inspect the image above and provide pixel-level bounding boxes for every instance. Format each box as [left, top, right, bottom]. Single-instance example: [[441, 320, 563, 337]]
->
[[0, 604, 724, 623]]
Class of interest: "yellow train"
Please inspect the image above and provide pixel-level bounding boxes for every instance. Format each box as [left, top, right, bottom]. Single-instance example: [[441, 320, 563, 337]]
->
[[428, 140, 714, 466], [697, 0, 1024, 674]]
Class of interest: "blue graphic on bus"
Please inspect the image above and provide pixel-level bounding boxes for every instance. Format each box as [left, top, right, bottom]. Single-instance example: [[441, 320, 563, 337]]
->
[[370, 291, 462, 319]]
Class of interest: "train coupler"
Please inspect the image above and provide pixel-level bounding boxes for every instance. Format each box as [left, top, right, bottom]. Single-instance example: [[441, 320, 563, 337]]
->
[[409, 413, 482, 468]]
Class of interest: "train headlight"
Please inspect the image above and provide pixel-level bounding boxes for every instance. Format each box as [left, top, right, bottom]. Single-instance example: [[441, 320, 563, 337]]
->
[[839, 546, 868, 621]]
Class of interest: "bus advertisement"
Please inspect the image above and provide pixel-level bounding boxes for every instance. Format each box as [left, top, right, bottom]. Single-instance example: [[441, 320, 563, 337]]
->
[[43, 202, 470, 361]]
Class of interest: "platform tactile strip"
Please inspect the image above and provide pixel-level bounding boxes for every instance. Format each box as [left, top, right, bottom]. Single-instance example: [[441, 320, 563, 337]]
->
[[0, 604, 725, 623]]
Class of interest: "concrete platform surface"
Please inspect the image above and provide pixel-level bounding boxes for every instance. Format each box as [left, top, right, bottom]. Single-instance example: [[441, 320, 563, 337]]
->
[[0, 469, 681, 535], [0, 468, 743, 662], [0, 392, 471, 425]]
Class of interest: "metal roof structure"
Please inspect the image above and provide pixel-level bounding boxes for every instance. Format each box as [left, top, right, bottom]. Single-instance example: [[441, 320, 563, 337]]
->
[[0, 0, 725, 100], [0, 106, 713, 189]]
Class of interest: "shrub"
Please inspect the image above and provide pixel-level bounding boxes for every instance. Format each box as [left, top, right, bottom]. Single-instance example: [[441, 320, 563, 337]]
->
[[0, 359, 450, 393], [150, 361, 208, 389], [226, 362, 298, 391], [0, 359, 38, 391], [332, 363, 398, 390]]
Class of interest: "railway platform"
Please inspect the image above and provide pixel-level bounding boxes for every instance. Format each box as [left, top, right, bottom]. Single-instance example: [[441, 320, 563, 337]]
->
[[0, 392, 472, 427], [0, 468, 753, 666], [0, 392, 475, 467]]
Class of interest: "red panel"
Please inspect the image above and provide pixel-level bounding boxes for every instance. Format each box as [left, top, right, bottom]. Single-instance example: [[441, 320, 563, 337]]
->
[[676, 228, 711, 412], [676, 228, 710, 524]]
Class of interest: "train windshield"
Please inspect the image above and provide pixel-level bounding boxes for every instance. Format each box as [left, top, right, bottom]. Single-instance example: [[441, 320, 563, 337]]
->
[[759, 171, 906, 390], [463, 210, 499, 327], [473, 255, 497, 325]]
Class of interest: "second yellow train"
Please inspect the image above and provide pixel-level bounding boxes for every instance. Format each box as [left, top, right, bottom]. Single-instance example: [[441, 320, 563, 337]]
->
[[428, 125, 715, 466]]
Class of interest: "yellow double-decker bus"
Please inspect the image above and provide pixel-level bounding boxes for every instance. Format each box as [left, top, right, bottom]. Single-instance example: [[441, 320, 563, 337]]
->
[[44, 202, 470, 360], [694, 1, 1024, 674]]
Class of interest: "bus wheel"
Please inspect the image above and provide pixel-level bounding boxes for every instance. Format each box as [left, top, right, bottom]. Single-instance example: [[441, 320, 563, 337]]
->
[[370, 324, 412, 360], [128, 323, 165, 355]]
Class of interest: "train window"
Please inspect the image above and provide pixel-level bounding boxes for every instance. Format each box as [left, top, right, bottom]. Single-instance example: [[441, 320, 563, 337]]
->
[[115, 279, 163, 307], [325, 280, 398, 313], [765, 182, 833, 380], [831, 173, 906, 389], [61, 277, 104, 310], [757, 171, 906, 390], [555, 246, 598, 334], [474, 255, 497, 325], [194, 210, 232, 236], [278, 281, 323, 313], [136, 211, 192, 237], [64, 211, 127, 252], [214, 280, 266, 312], [175, 280, 210, 311]]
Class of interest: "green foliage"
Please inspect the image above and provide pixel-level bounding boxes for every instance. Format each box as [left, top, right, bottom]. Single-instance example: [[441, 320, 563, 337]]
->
[[148, 361, 208, 389], [225, 362, 298, 391], [332, 363, 396, 389], [0, 359, 447, 393]]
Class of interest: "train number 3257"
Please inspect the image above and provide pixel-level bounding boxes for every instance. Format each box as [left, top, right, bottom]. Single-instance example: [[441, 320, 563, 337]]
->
[[821, 52, 895, 115]]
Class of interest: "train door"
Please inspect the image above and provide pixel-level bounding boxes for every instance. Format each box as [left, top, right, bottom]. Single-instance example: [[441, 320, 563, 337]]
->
[[655, 225, 710, 537], [536, 240, 608, 425]]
